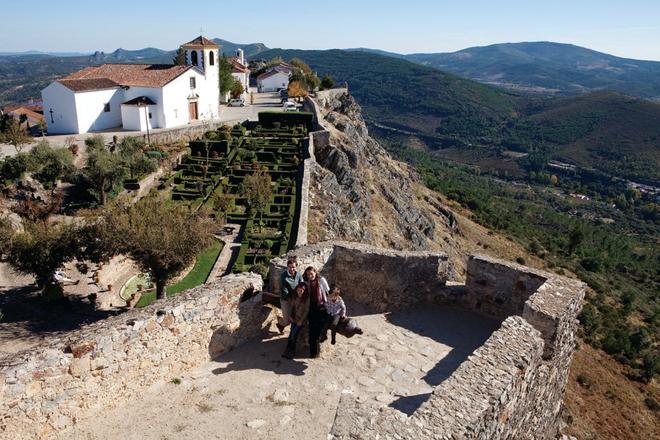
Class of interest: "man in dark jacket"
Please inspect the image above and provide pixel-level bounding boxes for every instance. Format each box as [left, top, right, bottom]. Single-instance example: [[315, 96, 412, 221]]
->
[[277, 257, 301, 333]]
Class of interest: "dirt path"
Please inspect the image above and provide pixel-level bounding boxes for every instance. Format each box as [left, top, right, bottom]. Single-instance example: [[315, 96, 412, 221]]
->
[[57, 305, 498, 440]]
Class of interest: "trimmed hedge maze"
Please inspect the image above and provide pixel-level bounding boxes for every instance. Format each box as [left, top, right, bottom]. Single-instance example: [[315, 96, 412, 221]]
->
[[163, 113, 308, 276]]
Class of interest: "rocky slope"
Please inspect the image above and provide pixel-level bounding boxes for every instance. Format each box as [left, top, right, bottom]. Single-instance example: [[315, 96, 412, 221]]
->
[[306, 90, 536, 279]]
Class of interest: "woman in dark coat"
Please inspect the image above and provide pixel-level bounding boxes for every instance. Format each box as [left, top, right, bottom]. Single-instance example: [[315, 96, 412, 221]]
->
[[304, 266, 330, 358]]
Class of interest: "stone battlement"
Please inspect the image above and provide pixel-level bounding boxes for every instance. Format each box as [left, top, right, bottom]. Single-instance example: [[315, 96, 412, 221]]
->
[[1, 242, 584, 439], [270, 242, 586, 439], [0, 274, 273, 438]]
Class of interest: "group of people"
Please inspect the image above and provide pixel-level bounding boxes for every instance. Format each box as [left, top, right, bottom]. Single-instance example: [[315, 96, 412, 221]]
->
[[277, 257, 350, 359]]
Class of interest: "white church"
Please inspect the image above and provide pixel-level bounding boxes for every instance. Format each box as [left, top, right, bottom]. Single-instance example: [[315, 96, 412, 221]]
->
[[42, 36, 226, 135]]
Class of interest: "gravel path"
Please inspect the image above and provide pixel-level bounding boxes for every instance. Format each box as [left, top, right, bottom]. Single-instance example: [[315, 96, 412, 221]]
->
[[58, 305, 498, 440]]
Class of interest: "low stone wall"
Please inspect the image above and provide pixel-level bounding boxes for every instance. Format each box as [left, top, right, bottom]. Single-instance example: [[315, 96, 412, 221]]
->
[[272, 242, 585, 439], [146, 120, 240, 146], [464, 254, 548, 320], [0, 274, 274, 439], [268, 241, 449, 311]]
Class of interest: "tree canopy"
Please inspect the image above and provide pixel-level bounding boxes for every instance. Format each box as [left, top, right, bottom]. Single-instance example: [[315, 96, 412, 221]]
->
[[98, 197, 215, 299]]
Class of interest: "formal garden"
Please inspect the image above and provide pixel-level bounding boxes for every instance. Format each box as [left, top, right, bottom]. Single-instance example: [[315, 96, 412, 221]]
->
[[130, 111, 313, 306]]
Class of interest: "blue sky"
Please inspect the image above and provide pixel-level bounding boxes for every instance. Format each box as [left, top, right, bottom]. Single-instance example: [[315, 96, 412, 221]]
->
[[3, 0, 660, 60]]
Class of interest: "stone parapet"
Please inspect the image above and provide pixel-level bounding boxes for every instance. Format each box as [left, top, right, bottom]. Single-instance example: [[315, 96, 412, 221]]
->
[[267, 241, 449, 311], [0, 274, 273, 438], [301, 243, 587, 440]]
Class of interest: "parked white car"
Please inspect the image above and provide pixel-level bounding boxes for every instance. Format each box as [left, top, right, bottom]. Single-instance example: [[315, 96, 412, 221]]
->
[[228, 98, 245, 107], [283, 101, 298, 112]]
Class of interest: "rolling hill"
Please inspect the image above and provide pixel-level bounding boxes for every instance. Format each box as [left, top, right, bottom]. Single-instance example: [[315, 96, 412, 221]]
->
[[256, 49, 660, 183], [352, 42, 660, 100]]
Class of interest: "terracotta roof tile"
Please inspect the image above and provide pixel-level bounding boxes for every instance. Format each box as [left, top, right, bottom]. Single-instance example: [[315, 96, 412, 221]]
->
[[230, 58, 248, 73], [257, 69, 289, 80], [60, 64, 194, 90], [58, 77, 120, 92], [181, 36, 220, 48]]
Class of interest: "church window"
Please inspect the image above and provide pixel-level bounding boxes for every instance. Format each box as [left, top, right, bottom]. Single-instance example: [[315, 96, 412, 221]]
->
[[209, 51, 215, 66], [191, 50, 198, 66], [190, 77, 196, 89], [103, 103, 110, 112]]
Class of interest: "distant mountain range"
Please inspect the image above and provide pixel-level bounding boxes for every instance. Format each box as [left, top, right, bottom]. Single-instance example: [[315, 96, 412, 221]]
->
[[348, 42, 660, 100]]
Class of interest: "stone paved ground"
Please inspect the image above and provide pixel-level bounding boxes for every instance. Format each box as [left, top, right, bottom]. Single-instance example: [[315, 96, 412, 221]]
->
[[57, 305, 499, 440]]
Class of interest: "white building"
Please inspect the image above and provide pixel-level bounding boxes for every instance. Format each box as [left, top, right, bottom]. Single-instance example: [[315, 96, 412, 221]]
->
[[257, 64, 293, 92], [41, 36, 220, 134], [229, 48, 250, 100]]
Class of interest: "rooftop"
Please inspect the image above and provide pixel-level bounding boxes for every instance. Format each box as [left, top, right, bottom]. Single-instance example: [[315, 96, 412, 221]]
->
[[59, 64, 193, 91], [181, 36, 220, 49]]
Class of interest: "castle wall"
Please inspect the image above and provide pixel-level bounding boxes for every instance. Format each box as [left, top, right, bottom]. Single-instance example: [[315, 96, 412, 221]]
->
[[0, 274, 273, 438], [268, 243, 585, 440]]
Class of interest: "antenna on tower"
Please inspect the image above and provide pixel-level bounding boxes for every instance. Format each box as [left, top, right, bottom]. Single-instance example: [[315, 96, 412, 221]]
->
[[200, 26, 204, 38]]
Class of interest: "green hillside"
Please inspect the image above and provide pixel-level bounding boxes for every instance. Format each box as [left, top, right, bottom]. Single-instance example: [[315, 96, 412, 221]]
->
[[355, 42, 660, 99], [256, 49, 522, 143], [256, 49, 660, 184]]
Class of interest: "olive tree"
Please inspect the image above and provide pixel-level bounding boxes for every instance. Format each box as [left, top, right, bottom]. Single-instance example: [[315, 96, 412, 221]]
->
[[241, 169, 272, 232], [84, 135, 126, 205], [4, 220, 80, 296], [0, 113, 32, 153], [99, 197, 214, 300]]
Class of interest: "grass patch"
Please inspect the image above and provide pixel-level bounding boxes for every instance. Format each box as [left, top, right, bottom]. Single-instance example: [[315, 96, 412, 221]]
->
[[135, 240, 224, 308]]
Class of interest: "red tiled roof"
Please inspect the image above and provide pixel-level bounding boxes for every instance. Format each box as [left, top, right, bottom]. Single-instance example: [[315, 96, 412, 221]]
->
[[58, 77, 120, 92], [181, 36, 220, 48], [5, 107, 44, 124], [59, 64, 193, 91], [230, 57, 248, 73], [257, 69, 289, 80]]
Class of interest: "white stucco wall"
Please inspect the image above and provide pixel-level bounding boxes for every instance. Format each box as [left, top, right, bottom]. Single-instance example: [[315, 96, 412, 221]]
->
[[162, 67, 217, 127], [73, 88, 123, 133], [122, 87, 164, 128], [121, 105, 154, 131], [258, 72, 290, 92], [41, 82, 79, 134]]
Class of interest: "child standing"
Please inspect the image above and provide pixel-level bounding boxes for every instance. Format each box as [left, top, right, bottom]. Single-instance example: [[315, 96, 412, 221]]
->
[[325, 287, 346, 345]]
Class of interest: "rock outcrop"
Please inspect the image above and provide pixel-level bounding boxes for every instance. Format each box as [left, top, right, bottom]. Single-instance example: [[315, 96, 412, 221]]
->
[[307, 91, 445, 250]]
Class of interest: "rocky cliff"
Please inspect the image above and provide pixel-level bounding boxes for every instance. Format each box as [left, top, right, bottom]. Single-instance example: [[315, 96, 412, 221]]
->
[[306, 90, 536, 279]]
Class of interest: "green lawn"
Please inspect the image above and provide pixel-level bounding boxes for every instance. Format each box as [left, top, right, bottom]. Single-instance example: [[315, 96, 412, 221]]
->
[[135, 240, 224, 308]]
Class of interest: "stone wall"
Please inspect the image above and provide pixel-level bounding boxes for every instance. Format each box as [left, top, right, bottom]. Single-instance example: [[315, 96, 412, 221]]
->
[[0, 274, 274, 439], [146, 120, 241, 146], [463, 254, 548, 320], [270, 242, 585, 440], [268, 241, 449, 311]]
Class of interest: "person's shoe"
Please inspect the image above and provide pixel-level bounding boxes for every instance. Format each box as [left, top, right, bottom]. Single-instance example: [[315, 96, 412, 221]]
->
[[276, 323, 285, 334], [281, 350, 294, 359], [331, 337, 336, 345], [319, 333, 328, 343]]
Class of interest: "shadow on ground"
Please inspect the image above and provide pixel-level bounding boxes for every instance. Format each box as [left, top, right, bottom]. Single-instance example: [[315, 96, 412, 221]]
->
[[211, 332, 309, 377], [0, 285, 118, 337], [385, 306, 501, 415]]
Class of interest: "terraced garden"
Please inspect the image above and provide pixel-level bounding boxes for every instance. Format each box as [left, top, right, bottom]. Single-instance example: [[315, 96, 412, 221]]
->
[[133, 113, 312, 306]]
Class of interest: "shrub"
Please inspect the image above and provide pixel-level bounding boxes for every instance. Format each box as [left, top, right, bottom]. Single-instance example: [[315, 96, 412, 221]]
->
[[248, 263, 269, 280], [576, 374, 590, 387], [320, 75, 335, 90], [516, 256, 526, 265]]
